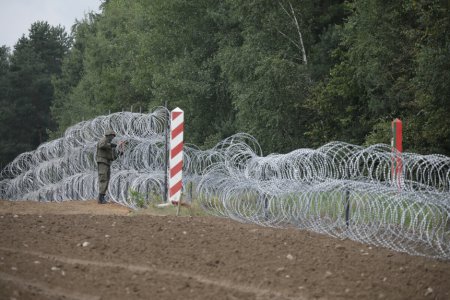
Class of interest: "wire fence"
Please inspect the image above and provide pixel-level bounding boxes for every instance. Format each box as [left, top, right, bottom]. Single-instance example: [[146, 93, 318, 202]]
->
[[0, 109, 449, 259]]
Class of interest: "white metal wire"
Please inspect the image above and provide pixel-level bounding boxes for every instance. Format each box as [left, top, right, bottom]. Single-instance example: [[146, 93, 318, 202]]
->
[[0, 110, 448, 259]]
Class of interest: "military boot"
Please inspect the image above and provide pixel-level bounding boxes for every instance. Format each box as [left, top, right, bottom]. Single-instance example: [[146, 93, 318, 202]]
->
[[98, 194, 103, 204], [100, 194, 107, 204]]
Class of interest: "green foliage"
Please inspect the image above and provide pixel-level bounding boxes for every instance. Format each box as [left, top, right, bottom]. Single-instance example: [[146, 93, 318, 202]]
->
[[129, 189, 148, 209], [50, 14, 99, 138], [2, 0, 449, 168], [409, 1, 450, 154], [307, 0, 450, 154], [0, 22, 70, 166]]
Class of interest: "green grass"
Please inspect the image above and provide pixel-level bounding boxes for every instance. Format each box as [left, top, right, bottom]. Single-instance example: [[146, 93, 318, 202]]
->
[[128, 199, 208, 217], [127, 185, 449, 236]]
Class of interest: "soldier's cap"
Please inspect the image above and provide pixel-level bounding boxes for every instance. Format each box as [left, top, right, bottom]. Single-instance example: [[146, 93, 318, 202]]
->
[[105, 129, 116, 136]]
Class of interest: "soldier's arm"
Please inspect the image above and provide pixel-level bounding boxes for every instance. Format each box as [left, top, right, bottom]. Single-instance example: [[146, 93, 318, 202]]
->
[[98, 138, 112, 150]]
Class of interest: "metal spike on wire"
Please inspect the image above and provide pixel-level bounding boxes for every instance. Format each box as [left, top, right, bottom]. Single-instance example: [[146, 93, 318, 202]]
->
[[0, 109, 449, 260]]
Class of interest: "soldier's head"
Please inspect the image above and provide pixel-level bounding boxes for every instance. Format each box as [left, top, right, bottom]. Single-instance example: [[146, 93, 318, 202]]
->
[[105, 129, 116, 141]]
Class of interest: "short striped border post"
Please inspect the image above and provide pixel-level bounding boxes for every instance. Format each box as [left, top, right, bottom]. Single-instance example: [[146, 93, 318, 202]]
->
[[391, 118, 403, 190], [169, 107, 184, 205]]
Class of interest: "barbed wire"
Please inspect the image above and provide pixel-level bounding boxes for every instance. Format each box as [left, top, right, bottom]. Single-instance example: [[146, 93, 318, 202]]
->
[[0, 110, 448, 259]]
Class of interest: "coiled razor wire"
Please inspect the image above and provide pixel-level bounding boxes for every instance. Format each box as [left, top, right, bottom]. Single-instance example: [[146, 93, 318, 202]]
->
[[0, 109, 449, 259]]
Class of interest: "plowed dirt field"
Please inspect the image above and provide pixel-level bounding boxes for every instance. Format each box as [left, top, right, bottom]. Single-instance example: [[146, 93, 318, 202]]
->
[[0, 200, 449, 300]]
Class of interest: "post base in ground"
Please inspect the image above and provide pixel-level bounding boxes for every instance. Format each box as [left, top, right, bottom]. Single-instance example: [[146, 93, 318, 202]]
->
[[156, 201, 191, 208]]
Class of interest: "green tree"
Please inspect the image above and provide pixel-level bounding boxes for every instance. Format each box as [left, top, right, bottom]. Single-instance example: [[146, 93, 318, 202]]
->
[[51, 14, 100, 137], [216, 0, 335, 153], [0, 22, 70, 166], [408, 0, 450, 154], [0, 46, 13, 168], [143, 0, 236, 146], [307, 0, 450, 155], [49, 0, 448, 156], [52, 1, 153, 134]]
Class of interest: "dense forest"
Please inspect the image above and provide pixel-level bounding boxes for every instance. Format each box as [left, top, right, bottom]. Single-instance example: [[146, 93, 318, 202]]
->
[[0, 0, 449, 167]]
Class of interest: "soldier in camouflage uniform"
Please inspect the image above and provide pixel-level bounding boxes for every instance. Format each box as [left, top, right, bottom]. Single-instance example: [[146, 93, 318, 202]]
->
[[96, 129, 118, 204]]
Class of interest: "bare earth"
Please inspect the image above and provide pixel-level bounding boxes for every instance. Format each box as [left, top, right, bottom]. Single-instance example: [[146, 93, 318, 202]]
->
[[0, 200, 449, 300]]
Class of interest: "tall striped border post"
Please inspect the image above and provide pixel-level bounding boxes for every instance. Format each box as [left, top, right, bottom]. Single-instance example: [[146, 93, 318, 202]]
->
[[169, 107, 184, 205]]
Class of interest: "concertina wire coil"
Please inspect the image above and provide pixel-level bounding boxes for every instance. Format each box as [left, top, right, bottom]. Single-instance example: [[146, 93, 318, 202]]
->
[[0, 108, 449, 259]]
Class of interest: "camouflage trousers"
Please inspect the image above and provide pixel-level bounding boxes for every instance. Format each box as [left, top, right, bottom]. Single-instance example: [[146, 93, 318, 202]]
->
[[97, 162, 111, 194]]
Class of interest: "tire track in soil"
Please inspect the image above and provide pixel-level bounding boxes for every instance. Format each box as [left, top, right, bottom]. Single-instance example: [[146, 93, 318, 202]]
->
[[0, 247, 306, 300], [0, 271, 100, 300]]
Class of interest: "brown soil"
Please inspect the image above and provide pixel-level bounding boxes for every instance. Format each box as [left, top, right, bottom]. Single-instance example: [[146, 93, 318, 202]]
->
[[0, 199, 449, 300]]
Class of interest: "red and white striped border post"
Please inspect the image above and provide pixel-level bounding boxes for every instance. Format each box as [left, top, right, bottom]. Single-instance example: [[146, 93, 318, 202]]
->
[[169, 107, 184, 204]]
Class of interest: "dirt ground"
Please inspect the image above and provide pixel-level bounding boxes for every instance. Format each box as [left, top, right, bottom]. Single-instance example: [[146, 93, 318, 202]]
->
[[0, 200, 449, 300]]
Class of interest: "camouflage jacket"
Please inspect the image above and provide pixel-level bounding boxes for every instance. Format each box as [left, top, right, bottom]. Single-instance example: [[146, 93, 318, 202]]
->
[[96, 137, 116, 165]]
